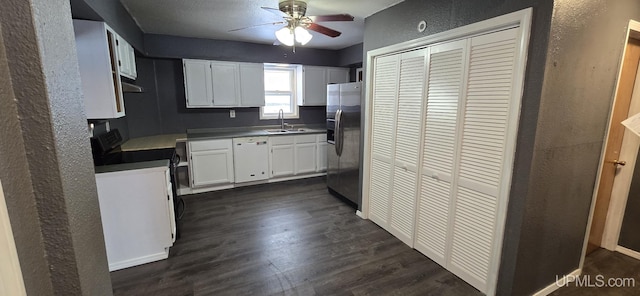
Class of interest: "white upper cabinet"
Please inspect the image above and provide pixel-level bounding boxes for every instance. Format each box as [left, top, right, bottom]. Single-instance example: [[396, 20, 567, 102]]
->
[[184, 59, 264, 108], [210, 61, 241, 107], [115, 35, 137, 80], [298, 66, 349, 106], [183, 59, 214, 107], [73, 19, 125, 119], [238, 63, 265, 107]]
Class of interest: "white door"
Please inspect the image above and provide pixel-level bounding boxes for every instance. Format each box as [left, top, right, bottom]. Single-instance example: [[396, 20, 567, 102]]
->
[[211, 62, 240, 106], [295, 143, 317, 175], [414, 39, 468, 267], [239, 63, 265, 107], [448, 28, 521, 293], [302, 66, 327, 106], [388, 49, 428, 246], [368, 54, 399, 229], [183, 59, 214, 107]]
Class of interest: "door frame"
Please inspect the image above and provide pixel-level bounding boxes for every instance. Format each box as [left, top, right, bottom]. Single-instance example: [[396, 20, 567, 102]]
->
[[581, 20, 640, 267], [0, 179, 27, 296]]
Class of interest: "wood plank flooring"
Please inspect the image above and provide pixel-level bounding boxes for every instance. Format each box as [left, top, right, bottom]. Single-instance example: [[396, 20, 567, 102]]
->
[[552, 249, 640, 296], [111, 177, 481, 295]]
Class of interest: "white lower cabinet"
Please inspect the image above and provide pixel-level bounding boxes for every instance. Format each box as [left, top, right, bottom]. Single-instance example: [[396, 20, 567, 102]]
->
[[188, 139, 234, 187], [95, 166, 175, 271], [316, 134, 327, 172], [269, 136, 295, 177], [294, 134, 317, 175]]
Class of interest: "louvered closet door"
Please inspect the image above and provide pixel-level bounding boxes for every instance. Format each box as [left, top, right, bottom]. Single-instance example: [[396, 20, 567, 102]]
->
[[368, 54, 399, 228], [414, 40, 468, 266], [448, 27, 520, 293], [389, 49, 428, 246]]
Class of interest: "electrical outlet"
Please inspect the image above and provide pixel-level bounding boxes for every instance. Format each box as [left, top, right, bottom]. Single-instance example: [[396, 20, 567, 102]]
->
[[230, 109, 236, 118]]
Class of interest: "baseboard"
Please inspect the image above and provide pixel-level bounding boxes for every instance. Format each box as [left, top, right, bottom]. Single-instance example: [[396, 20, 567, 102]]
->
[[356, 210, 363, 218], [532, 268, 581, 296], [616, 245, 640, 260], [108, 250, 169, 272]]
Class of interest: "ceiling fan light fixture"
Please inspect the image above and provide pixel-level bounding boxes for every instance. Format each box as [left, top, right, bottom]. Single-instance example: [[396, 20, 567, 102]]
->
[[275, 27, 295, 46], [294, 26, 312, 45]]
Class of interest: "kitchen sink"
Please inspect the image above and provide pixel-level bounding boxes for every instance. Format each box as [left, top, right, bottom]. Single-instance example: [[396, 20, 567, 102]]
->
[[264, 129, 290, 133]]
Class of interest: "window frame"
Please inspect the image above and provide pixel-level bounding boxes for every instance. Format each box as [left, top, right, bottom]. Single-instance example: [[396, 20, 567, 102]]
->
[[260, 64, 299, 120]]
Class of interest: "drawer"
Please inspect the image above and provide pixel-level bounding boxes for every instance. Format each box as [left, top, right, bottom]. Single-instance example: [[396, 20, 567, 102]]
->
[[189, 139, 232, 152], [316, 134, 327, 142], [269, 135, 294, 145], [295, 134, 317, 144]]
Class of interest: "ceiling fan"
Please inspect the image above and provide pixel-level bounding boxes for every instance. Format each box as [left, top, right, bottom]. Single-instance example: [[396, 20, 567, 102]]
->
[[229, 0, 354, 48]]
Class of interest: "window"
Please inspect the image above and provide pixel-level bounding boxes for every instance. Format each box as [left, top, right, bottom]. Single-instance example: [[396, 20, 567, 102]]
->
[[261, 64, 299, 119]]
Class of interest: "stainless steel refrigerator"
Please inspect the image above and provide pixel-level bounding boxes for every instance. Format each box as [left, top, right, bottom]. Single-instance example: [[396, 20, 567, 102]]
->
[[326, 82, 361, 206]]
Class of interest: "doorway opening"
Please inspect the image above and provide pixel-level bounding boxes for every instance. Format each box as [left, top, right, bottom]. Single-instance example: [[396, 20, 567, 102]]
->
[[583, 20, 640, 266]]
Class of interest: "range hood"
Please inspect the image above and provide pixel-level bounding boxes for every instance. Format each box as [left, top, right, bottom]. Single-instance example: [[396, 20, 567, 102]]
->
[[121, 81, 144, 93]]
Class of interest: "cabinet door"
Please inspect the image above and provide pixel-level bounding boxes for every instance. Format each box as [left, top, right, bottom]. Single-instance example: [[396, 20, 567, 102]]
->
[[295, 143, 317, 175], [414, 40, 468, 266], [301, 66, 327, 106], [388, 49, 428, 246], [239, 63, 265, 107], [270, 144, 294, 177], [317, 134, 327, 172], [368, 54, 399, 229], [183, 59, 214, 107], [189, 140, 234, 187], [327, 67, 349, 84], [211, 62, 240, 106], [115, 35, 131, 78], [128, 43, 137, 79]]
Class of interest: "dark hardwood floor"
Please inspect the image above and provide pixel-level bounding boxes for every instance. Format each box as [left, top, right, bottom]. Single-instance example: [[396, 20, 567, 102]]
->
[[110, 177, 481, 296], [552, 249, 640, 296]]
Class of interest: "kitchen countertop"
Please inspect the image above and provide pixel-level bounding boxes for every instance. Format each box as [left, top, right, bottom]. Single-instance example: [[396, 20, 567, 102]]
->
[[187, 125, 326, 141], [120, 133, 187, 152], [94, 159, 170, 174]]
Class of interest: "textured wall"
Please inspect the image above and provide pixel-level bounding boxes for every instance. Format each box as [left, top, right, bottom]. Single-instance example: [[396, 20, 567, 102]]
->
[[71, 0, 144, 51], [0, 0, 112, 294], [338, 43, 364, 66], [144, 34, 343, 66], [125, 57, 327, 138], [363, 0, 554, 295], [511, 1, 640, 295]]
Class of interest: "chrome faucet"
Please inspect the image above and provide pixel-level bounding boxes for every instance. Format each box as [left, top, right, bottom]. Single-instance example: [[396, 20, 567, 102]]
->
[[278, 109, 284, 130]]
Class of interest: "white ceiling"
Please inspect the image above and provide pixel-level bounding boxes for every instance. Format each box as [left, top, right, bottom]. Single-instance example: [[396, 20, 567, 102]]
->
[[120, 0, 404, 50]]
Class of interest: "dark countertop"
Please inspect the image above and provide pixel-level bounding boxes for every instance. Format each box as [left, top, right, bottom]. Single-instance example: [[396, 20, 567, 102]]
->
[[94, 159, 170, 174], [187, 125, 326, 141]]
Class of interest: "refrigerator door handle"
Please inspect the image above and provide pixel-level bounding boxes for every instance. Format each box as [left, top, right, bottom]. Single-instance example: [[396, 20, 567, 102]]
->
[[335, 109, 344, 156]]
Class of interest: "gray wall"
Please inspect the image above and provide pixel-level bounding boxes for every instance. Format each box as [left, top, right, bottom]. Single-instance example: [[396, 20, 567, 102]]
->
[[144, 34, 343, 66], [125, 57, 327, 138], [0, 0, 112, 294], [338, 43, 364, 66], [70, 0, 144, 51], [511, 1, 640, 295], [363, 0, 552, 295]]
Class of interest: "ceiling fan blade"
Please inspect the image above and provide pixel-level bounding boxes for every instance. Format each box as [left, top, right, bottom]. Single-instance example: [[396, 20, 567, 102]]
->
[[261, 6, 288, 17], [228, 21, 286, 32], [308, 14, 354, 22], [307, 23, 341, 38]]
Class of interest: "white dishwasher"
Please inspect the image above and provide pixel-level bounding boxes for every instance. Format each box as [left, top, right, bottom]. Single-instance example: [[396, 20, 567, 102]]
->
[[232, 136, 269, 183]]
